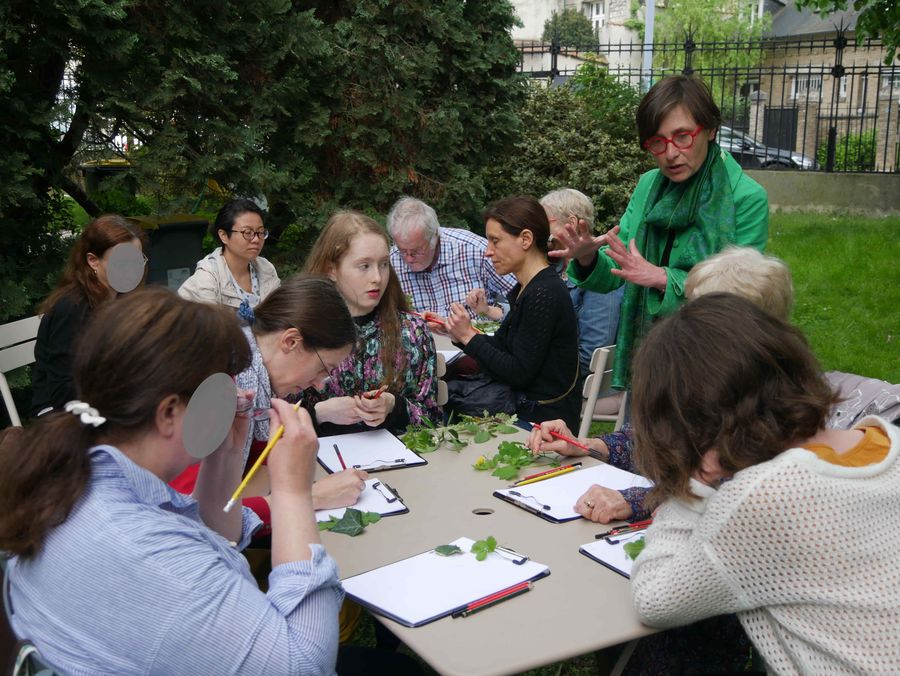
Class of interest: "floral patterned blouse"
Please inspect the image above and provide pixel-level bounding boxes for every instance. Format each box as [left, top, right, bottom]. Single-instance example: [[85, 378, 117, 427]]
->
[[303, 309, 441, 435]]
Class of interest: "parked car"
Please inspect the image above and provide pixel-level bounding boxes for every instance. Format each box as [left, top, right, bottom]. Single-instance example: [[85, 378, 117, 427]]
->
[[717, 126, 817, 170]]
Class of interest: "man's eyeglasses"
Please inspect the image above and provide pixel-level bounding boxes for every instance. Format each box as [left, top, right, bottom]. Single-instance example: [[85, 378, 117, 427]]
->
[[233, 229, 270, 242], [642, 125, 704, 155], [396, 246, 430, 259]]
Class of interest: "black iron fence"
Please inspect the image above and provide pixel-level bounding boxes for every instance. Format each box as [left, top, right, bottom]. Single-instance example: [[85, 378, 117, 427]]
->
[[518, 33, 900, 173]]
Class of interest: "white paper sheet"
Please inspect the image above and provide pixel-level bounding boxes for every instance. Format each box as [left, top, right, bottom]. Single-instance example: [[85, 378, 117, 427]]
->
[[494, 463, 653, 522], [437, 349, 462, 365], [579, 531, 646, 579], [315, 478, 407, 522], [317, 429, 425, 473], [341, 536, 550, 627]]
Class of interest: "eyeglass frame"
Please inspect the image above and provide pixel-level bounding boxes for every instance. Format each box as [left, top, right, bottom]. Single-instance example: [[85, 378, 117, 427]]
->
[[642, 125, 705, 155], [228, 228, 270, 242], [395, 244, 433, 259], [312, 347, 332, 383]]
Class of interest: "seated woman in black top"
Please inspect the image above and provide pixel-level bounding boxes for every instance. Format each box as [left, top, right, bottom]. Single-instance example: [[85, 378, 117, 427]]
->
[[446, 195, 581, 429], [31, 214, 147, 417]]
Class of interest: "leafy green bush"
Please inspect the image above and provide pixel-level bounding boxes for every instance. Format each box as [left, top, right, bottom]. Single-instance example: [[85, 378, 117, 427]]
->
[[542, 8, 599, 50], [568, 59, 642, 144], [816, 129, 877, 171], [482, 79, 651, 232]]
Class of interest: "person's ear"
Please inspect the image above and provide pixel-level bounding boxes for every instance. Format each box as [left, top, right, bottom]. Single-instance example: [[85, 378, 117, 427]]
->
[[86, 252, 101, 275], [217, 229, 230, 246], [325, 264, 337, 282], [279, 327, 303, 353], [708, 127, 718, 142], [519, 228, 534, 250], [154, 394, 182, 438]]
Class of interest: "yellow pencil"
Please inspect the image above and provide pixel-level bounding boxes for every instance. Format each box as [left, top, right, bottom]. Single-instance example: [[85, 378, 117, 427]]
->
[[223, 401, 302, 513], [513, 464, 578, 487]]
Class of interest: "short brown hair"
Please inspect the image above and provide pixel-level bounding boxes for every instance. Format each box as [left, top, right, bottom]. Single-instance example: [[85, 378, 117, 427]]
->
[[631, 293, 837, 504], [636, 75, 721, 146]]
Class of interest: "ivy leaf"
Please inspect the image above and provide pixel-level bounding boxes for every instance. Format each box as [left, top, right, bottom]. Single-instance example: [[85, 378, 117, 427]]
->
[[623, 537, 646, 561], [318, 508, 381, 536], [434, 544, 463, 557]]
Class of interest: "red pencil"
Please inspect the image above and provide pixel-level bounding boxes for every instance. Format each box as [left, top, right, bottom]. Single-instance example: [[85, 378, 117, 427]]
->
[[409, 311, 446, 327], [452, 580, 532, 618], [364, 385, 388, 400], [532, 423, 591, 451], [333, 443, 348, 470]]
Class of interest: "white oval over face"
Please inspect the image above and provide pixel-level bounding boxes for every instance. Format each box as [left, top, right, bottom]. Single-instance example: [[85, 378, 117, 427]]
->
[[182, 372, 237, 459], [105, 240, 146, 293]]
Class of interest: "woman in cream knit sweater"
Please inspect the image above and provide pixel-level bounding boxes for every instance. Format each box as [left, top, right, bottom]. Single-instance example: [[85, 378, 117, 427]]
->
[[629, 293, 900, 675]]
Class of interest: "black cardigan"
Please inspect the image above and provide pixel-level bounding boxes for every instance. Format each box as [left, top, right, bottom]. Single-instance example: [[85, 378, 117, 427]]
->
[[30, 295, 91, 416], [463, 266, 581, 429]]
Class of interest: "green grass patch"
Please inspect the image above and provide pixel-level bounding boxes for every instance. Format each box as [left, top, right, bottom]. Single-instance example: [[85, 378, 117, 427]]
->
[[768, 211, 899, 382]]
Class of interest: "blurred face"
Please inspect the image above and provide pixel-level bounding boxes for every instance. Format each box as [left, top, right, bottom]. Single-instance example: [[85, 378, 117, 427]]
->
[[87, 238, 143, 293], [329, 232, 390, 316], [484, 218, 527, 277], [648, 104, 716, 183], [269, 340, 352, 397], [219, 211, 265, 262], [392, 226, 437, 272]]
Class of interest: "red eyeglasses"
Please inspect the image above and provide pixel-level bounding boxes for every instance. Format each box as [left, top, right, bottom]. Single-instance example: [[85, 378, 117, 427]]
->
[[642, 125, 704, 155]]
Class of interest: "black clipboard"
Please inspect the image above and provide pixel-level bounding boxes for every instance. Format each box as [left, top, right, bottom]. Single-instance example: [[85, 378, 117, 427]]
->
[[492, 490, 582, 524]]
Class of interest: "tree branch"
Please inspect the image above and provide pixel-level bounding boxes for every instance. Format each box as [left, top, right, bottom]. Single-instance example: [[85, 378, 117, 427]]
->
[[59, 174, 100, 217]]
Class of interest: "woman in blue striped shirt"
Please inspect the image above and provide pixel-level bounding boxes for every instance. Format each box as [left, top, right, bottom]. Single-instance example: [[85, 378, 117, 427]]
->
[[1, 288, 343, 675]]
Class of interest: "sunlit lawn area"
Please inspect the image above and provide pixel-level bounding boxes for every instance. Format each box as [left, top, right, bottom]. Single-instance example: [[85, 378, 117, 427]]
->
[[768, 211, 899, 383]]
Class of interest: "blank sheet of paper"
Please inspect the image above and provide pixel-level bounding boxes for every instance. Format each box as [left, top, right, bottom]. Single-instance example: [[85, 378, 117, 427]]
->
[[315, 478, 408, 522], [317, 429, 426, 473]]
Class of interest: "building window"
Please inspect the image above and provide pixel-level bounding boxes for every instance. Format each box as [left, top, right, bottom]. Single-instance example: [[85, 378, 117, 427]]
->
[[838, 75, 848, 99], [583, 1, 605, 31], [791, 71, 823, 99], [879, 72, 899, 98]]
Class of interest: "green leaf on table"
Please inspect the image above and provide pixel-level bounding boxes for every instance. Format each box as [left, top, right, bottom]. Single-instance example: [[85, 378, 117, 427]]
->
[[473, 428, 493, 444], [496, 424, 520, 434], [471, 535, 498, 561], [318, 508, 381, 537], [623, 537, 646, 561], [491, 465, 522, 481], [434, 544, 463, 557]]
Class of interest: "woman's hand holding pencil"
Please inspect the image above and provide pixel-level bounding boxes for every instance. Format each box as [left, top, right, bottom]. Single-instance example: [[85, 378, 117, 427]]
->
[[527, 420, 592, 458]]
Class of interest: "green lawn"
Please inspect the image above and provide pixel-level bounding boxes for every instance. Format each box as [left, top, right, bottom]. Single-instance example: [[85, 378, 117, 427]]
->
[[767, 211, 899, 383]]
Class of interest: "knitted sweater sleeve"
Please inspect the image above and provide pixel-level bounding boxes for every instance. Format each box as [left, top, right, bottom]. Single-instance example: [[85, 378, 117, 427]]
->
[[463, 278, 566, 390], [631, 480, 747, 628]]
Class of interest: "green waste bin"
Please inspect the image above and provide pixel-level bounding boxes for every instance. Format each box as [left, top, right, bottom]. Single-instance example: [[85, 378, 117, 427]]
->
[[129, 215, 209, 289]]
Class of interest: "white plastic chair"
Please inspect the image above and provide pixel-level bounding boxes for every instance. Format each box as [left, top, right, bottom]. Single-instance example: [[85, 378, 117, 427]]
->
[[0, 316, 41, 427], [435, 352, 448, 407], [577, 345, 626, 438]]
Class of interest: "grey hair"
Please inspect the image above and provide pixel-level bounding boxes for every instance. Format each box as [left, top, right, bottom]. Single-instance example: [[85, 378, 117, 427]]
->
[[539, 188, 595, 228], [685, 246, 794, 321], [386, 196, 440, 245]]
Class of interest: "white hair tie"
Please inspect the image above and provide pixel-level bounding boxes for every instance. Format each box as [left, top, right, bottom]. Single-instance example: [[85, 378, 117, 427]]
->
[[64, 400, 107, 428]]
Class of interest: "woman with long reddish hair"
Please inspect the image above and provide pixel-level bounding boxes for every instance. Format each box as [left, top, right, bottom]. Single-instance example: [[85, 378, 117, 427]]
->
[[30, 214, 147, 416]]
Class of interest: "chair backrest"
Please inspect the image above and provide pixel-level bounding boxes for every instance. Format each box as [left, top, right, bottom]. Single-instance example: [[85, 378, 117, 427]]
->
[[578, 345, 626, 438], [0, 316, 41, 427], [435, 353, 449, 407]]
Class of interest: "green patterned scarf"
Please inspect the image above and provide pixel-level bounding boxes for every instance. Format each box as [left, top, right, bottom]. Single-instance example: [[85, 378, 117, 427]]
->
[[613, 144, 738, 389]]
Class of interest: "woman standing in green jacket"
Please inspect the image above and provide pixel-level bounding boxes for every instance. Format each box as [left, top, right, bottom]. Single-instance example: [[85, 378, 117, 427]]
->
[[553, 75, 768, 390]]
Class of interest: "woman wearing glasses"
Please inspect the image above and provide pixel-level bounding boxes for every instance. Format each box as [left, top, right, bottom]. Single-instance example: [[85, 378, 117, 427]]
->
[[31, 214, 148, 417], [552, 75, 768, 393], [178, 198, 280, 318]]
